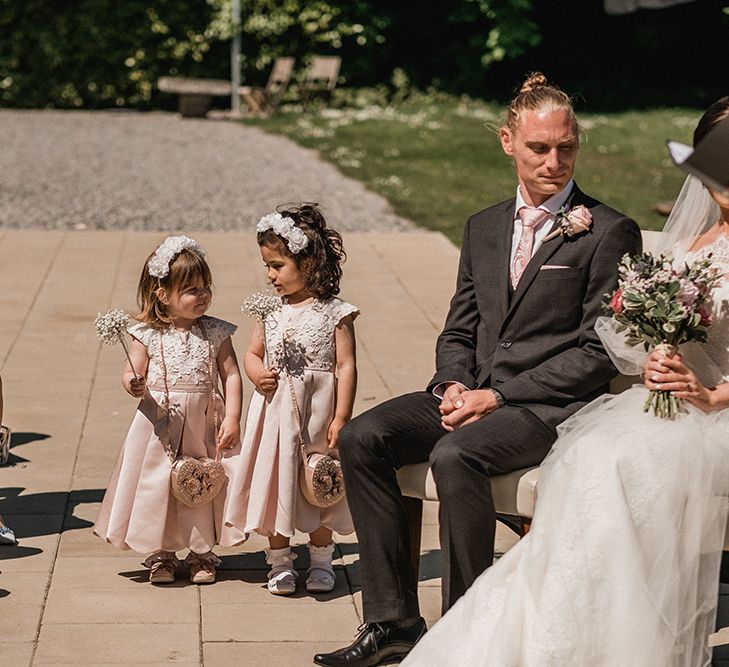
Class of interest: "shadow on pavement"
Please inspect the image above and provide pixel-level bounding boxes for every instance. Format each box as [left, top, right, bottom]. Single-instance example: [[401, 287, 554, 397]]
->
[[2, 431, 51, 466]]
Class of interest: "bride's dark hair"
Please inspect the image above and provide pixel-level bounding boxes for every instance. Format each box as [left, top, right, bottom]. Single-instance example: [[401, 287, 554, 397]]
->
[[693, 97, 729, 146]]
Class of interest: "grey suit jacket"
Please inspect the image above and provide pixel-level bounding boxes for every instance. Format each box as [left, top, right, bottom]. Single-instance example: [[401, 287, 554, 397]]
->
[[428, 184, 642, 431]]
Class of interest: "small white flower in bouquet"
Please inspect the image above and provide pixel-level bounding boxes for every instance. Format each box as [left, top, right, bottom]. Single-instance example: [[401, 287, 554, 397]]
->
[[94, 309, 139, 378], [605, 252, 722, 418], [242, 292, 281, 364]]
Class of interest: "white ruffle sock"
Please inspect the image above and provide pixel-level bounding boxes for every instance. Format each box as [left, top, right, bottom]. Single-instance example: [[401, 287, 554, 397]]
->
[[306, 542, 336, 593], [265, 546, 298, 595]]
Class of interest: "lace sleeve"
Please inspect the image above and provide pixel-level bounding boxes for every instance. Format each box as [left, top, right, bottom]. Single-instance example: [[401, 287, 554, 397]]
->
[[331, 299, 360, 327], [128, 322, 153, 346], [202, 316, 237, 351]]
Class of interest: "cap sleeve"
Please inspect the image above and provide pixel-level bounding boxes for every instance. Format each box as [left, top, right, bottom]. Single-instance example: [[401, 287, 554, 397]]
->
[[330, 298, 359, 326], [202, 316, 237, 349], [127, 322, 153, 346]]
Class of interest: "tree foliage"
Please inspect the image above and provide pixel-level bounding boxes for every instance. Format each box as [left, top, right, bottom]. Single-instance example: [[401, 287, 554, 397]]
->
[[0, 0, 538, 109], [1, 0, 726, 110]]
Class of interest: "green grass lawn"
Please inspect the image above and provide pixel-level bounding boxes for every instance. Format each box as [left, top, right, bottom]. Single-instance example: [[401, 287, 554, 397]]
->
[[244, 95, 700, 246]]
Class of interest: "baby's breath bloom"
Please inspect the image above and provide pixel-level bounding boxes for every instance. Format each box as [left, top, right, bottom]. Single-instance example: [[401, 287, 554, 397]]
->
[[95, 309, 131, 344], [242, 292, 281, 365], [94, 309, 139, 377], [242, 292, 281, 321]]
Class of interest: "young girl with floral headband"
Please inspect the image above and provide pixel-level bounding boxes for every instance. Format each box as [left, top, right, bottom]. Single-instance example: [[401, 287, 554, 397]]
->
[[228, 203, 359, 595], [94, 236, 246, 584]]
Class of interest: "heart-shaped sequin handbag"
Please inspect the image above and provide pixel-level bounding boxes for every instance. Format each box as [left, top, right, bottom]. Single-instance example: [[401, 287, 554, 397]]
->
[[285, 373, 345, 508], [170, 455, 227, 508], [159, 322, 228, 508]]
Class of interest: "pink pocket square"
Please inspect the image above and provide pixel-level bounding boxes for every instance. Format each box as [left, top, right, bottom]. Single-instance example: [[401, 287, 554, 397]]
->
[[540, 264, 572, 270]]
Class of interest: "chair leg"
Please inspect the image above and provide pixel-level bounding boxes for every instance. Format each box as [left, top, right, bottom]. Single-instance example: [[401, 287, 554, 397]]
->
[[402, 496, 423, 582]]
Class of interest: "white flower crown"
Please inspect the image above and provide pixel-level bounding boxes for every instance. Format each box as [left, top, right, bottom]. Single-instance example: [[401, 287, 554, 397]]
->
[[147, 235, 206, 279], [256, 212, 309, 254]]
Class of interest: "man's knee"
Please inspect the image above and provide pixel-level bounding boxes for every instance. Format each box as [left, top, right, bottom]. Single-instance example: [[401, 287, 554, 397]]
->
[[339, 411, 385, 466], [429, 431, 485, 495]]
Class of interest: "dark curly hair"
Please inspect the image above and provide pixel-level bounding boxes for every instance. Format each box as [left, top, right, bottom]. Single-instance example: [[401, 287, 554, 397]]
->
[[257, 203, 346, 298], [693, 97, 729, 147]]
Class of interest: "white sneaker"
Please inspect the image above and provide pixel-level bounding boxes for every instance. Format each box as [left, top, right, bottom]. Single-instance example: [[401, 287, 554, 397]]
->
[[265, 547, 297, 596], [306, 542, 336, 593]]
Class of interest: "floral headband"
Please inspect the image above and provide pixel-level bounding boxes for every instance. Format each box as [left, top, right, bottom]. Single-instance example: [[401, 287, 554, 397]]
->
[[256, 212, 309, 254], [147, 235, 206, 279]]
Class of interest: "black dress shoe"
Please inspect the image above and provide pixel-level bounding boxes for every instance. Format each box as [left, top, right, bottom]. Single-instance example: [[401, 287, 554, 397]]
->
[[313, 618, 427, 666]]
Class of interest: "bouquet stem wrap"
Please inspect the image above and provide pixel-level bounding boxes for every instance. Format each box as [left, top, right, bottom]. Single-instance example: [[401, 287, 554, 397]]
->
[[643, 343, 681, 419]]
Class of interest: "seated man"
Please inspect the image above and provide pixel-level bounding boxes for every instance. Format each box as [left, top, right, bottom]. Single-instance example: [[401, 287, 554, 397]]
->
[[314, 72, 641, 667]]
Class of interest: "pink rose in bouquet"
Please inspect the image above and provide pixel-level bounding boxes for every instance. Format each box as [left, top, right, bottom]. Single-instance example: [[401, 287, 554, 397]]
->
[[604, 252, 722, 418], [608, 288, 624, 315]]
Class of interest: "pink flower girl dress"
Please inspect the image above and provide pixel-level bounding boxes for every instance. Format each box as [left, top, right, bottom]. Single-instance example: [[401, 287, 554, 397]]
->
[[94, 315, 246, 557], [228, 296, 358, 538]]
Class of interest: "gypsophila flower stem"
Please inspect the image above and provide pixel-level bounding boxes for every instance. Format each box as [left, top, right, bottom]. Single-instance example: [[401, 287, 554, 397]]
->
[[116, 331, 139, 379], [94, 308, 139, 378], [242, 292, 281, 367]]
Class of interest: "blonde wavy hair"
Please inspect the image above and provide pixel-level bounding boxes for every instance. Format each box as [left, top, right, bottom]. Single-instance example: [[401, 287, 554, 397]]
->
[[504, 72, 578, 135]]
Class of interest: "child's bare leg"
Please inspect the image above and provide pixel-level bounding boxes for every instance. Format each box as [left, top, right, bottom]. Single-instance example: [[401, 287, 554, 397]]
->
[[309, 526, 333, 547], [269, 534, 291, 549]]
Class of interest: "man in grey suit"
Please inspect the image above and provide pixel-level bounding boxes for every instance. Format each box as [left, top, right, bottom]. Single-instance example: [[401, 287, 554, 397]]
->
[[314, 74, 642, 667]]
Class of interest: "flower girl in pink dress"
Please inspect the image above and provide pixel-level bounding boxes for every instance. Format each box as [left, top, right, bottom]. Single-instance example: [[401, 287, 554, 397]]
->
[[94, 236, 246, 585], [229, 204, 358, 595]]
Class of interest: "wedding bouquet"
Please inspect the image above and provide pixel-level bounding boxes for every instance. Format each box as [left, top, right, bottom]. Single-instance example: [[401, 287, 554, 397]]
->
[[605, 251, 721, 418]]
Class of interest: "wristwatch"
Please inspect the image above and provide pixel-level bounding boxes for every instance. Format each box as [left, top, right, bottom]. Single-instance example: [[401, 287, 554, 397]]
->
[[488, 388, 506, 408]]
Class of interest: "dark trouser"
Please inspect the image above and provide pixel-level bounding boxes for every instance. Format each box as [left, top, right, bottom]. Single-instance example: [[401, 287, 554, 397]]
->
[[338, 391, 555, 621]]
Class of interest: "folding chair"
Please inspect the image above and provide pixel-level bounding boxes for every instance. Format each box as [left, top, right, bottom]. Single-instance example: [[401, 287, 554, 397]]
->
[[239, 57, 295, 117], [301, 56, 341, 110]]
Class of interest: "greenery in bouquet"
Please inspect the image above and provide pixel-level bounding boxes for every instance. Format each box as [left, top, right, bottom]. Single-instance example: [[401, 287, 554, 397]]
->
[[605, 252, 721, 418]]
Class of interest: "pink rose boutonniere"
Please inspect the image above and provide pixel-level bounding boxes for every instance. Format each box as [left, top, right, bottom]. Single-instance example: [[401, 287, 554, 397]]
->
[[544, 204, 593, 242]]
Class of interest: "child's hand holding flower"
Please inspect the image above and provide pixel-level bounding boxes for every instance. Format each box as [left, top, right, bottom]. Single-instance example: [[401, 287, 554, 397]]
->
[[256, 367, 279, 395], [128, 376, 146, 398]]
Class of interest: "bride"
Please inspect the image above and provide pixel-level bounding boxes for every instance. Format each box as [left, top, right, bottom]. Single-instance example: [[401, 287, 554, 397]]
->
[[404, 98, 729, 667]]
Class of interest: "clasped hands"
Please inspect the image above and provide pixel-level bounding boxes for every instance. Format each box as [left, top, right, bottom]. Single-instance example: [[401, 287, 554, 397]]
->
[[439, 384, 500, 431], [643, 350, 715, 412]]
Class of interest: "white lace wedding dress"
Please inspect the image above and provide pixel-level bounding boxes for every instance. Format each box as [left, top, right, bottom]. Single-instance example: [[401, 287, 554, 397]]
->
[[404, 236, 729, 667]]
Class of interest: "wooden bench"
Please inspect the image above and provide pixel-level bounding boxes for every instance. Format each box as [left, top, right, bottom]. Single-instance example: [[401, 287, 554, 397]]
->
[[158, 77, 233, 118]]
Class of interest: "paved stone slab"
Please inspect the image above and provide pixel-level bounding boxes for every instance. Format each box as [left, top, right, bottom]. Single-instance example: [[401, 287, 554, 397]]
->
[[33, 623, 200, 664]]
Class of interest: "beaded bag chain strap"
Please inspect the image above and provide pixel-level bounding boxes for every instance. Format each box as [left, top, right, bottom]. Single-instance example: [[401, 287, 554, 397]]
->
[[282, 331, 345, 508], [158, 320, 220, 463]]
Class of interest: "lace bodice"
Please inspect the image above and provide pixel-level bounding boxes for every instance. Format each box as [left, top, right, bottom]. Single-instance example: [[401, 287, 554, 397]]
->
[[262, 297, 358, 376], [129, 315, 236, 387], [684, 234, 729, 381]]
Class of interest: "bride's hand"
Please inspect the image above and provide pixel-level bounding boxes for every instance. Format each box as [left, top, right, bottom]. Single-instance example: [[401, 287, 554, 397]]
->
[[644, 352, 715, 412]]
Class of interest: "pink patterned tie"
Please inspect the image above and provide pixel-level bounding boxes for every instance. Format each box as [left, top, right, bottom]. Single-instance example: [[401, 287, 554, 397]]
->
[[510, 206, 549, 289]]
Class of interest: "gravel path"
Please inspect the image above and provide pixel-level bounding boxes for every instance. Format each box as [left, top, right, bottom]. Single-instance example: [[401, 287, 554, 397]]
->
[[0, 110, 415, 232]]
